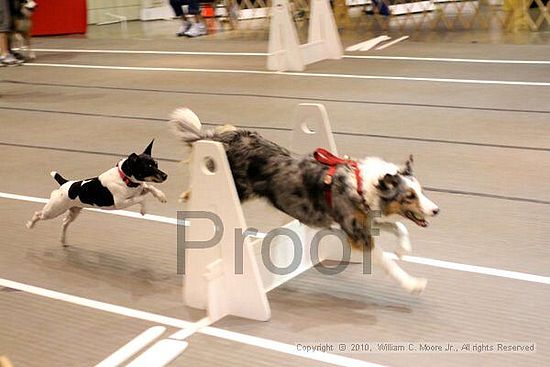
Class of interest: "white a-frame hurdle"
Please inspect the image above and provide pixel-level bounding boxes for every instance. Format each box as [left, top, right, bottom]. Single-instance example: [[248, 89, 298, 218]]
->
[[183, 103, 354, 322], [267, 0, 343, 71]]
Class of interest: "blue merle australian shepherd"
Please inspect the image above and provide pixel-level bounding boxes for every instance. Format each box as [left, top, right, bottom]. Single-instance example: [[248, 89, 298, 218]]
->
[[171, 108, 439, 294]]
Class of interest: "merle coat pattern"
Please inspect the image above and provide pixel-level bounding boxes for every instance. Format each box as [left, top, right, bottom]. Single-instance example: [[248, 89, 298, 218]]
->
[[194, 129, 374, 249], [170, 108, 440, 294]]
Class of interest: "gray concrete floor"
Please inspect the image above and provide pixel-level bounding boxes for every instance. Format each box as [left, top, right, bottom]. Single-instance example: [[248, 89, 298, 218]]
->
[[1, 20, 549, 367]]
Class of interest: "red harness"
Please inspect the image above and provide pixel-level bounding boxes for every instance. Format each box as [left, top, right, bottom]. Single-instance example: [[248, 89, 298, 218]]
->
[[313, 148, 363, 208], [117, 164, 140, 188]]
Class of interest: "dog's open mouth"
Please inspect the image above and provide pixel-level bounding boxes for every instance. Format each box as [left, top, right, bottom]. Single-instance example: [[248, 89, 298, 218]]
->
[[149, 177, 166, 183], [405, 210, 428, 227]]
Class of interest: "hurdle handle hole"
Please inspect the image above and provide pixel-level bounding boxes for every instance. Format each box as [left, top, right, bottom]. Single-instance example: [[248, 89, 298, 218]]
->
[[301, 121, 315, 135], [202, 157, 217, 175]]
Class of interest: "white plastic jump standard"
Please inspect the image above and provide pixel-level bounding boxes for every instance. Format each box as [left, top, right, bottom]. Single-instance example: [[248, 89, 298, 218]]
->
[[183, 140, 270, 322], [290, 103, 338, 156], [267, 0, 343, 71], [183, 104, 344, 322]]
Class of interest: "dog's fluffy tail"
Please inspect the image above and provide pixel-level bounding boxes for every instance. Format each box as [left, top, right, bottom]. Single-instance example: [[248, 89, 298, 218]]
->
[[50, 171, 68, 186], [169, 107, 216, 144]]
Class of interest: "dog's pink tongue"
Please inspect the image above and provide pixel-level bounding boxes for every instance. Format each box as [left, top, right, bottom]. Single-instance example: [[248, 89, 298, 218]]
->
[[419, 220, 429, 228]]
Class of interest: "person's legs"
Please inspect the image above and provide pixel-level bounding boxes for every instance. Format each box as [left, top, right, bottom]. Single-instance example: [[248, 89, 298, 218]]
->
[[170, 0, 192, 36], [0, 0, 10, 57], [170, 0, 207, 38], [186, 0, 202, 19], [0, 32, 8, 57], [184, 0, 207, 37], [0, 0, 20, 65], [169, 0, 186, 17]]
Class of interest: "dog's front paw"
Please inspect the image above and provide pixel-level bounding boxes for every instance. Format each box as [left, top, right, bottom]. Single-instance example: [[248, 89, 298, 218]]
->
[[404, 277, 427, 294], [156, 191, 167, 203], [26, 221, 33, 229], [140, 203, 147, 216]]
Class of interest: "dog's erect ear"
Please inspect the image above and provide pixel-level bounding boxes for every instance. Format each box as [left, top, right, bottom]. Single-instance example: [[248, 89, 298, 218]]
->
[[143, 139, 154, 156], [128, 153, 139, 162], [399, 155, 414, 176], [377, 173, 400, 198]]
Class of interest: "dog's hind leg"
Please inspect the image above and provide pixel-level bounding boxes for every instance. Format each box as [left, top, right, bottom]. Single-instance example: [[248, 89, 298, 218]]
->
[[27, 190, 71, 229], [60, 207, 82, 246], [371, 245, 426, 294], [26, 211, 42, 229], [26, 206, 67, 229], [26, 205, 60, 229], [375, 221, 411, 259]]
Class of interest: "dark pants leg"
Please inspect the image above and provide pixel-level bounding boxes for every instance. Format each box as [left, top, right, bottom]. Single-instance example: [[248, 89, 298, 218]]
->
[[0, 0, 12, 33], [170, 0, 185, 17], [170, 0, 201, 17], [186, 0, 200, 15]]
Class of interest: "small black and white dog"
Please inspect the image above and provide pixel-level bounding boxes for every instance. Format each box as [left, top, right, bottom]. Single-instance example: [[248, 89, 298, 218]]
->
[[11, 0, 37, 60], [26, 140, 168, 245], [171, 108, 439, 293]]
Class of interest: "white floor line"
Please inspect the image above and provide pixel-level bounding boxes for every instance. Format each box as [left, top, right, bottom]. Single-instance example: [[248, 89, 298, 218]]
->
[[396, 254, 550, 284], [96, 317, 210, 367], [375, 36, 410, 51], [125, 339, 188, 367], [25, 62, 273, 75], [0, 278, 193, 328], [26, 48, 267, 56], [95, 326, 167, 367], [24, 47, 550, 64], [169, 317, 212, 340], [24, 63, 550, 87], [385, 253, 550, 285], [0, 278, 384, 367], [343, 55, 550, 64], [345, 36, 391, 52], [2, 190, 550, 285], [0, 192, 183, 226]]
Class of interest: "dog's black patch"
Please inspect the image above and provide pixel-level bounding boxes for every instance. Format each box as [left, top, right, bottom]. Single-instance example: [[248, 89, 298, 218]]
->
[[69, 179, 115, 207], [68, 181, 81, 200]]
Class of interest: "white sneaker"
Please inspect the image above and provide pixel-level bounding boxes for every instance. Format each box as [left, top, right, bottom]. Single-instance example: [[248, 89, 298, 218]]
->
[[176, 21, 191, 37], [184, 22, 207, 37], [0, 53, 24, 66]]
